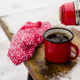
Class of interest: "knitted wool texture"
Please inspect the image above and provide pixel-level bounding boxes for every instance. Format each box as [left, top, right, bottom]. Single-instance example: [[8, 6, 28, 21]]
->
[[7, 21, 52, 65]]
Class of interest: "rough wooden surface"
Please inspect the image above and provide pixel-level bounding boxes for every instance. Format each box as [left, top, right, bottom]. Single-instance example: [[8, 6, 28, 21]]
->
[[0, 18, 13, 41], [24, 28, 80, 80], [71, 29, 80, 57], [24, 43, 78, 80], [0, 17, 80, 80]]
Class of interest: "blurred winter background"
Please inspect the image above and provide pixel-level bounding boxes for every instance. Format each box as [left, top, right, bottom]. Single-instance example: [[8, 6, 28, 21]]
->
[[0, 0, 80, 80]]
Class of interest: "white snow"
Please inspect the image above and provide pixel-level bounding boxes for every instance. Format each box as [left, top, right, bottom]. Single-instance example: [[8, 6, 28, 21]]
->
[[0, 0, 80, 80], [0, 26, 27, 80], [60, 58, 80, 80]]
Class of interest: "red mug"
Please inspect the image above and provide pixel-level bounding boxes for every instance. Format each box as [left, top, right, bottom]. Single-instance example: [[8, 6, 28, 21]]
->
[[43, 27, 79, 63]]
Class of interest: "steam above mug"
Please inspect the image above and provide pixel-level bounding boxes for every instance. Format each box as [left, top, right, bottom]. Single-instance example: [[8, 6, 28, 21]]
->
[[59, 1, 80, 25]]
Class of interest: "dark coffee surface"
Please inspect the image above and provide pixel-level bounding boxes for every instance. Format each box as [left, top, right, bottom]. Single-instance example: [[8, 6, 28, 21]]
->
[[46, 32, 69, 42]]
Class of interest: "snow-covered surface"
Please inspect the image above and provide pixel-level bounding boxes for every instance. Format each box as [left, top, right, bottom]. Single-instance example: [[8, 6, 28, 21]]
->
[[1, 0, 80, 80], [0, 0, 75, 17], [0, 26, 27, 80]]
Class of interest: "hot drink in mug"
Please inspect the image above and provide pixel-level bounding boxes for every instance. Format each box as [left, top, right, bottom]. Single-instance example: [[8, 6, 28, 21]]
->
[[43, 27, 79, 63]]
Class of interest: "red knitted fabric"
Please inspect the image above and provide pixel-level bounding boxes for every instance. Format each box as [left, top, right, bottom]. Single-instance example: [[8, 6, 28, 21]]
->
[[7, 21, 52, 65]]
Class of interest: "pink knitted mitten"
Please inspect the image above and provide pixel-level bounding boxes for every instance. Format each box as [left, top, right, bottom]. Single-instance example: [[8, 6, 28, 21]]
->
[[7, 21, 52, 65]]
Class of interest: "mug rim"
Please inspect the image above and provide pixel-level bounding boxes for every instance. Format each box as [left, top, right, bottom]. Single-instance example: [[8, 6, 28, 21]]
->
[[43, 27, 74, 44]]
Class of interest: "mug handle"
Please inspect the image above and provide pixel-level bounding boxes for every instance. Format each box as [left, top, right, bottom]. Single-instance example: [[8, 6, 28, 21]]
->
[[68, 42, 79, 60]]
